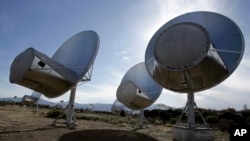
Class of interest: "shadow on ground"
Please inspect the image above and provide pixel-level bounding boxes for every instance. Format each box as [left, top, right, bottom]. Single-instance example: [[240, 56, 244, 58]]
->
[[58, 129, 158, 141]]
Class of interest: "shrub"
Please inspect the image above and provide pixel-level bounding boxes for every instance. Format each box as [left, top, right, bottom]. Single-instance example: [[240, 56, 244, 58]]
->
[[47, 109, 64, 118], [246, 117, 250, 124], [217, 119, 235, 132], [241, 110, 250, 118], [205, 115, 219, 124], [170, 117, 178, 124], [154, 119, 164, 125]]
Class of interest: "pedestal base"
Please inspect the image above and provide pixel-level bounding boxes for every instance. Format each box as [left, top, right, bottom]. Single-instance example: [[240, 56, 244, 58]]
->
[[172, 125, 214, 141]]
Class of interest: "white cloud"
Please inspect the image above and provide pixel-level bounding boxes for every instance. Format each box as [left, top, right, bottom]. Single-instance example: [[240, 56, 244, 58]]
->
[[121, 50, 127, 55], [155, 90, 186, 108], [49, 82, 118, 104], [0, 83, 32, 98], [114, 50, 131, 62], [219, 58, 250, 93]]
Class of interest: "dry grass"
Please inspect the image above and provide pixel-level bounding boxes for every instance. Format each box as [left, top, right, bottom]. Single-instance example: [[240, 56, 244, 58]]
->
[[0, 105, 229, 141]]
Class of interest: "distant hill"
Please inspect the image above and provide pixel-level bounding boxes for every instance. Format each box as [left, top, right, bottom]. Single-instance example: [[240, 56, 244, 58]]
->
[[0, 97, 114, 111], [0, 97, 55, 106], [0, 97, 22, 103], [0, 97, 176, 112]]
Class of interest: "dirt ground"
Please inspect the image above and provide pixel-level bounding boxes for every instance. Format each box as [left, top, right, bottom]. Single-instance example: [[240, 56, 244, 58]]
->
[[0, 105, 229, 141]]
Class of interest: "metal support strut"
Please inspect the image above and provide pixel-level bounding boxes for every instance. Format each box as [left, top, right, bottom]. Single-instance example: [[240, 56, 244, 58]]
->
[[52, 87, 77, 129], [139, 109, 146, 128], [187, 92, 195, 128], [66, 87, 77, 128], [177, 92, 208, 128], [51, 67, 93, 129], [132, 109, 148, 128]]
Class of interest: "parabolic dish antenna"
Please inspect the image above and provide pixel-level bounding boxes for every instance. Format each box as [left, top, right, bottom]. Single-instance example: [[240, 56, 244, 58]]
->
[[111, 99, 125, 115], [145, 11, 244, 141], [10, 31, 99, 98], [10, 30, 100, 128], [117, 62, 163, 110], [52, 31, 99, 82], [145, 11, 244, 93], [22, 91, 41, 111], [22, 91, 41, 105], [116, 62, 162, 128]]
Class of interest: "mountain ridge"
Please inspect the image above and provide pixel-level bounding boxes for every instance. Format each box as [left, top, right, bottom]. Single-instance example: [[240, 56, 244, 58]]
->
[[0, 97, 176, 112]]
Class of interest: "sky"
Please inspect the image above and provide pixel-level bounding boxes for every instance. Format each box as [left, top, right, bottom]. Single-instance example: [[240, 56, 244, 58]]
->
[[0, 0, 249, 110]]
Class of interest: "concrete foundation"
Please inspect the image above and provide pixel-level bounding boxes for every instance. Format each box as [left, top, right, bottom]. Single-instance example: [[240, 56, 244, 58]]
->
[[172, 125, 214, 141]]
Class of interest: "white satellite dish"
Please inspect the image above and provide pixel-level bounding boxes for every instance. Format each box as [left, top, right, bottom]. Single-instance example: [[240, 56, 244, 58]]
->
[[145, 11, 244, 93], [10, 31, 99, 98], [117, 62, 162, 110], [116, 62, 162, 127], [111, 99, 125, 115], [145, 11, 244, 140], [22, 91, 41, 111], [10, 30, 100, 128], [52, 31, 99, 81]]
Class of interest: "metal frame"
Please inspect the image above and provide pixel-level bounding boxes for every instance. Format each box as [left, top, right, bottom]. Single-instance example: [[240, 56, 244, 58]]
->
[[52, 66, 93, 129], [176, 92, 208, 128], [79, 64, 94, 83], [132, 109, 148, 129]]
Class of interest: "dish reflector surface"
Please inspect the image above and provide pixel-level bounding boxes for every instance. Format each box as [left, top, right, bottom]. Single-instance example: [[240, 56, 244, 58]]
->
[[116, 62, 162, 109], [145, 11, 244, 92], [10, 31, 99, 98], [53, 31, 99, 79]]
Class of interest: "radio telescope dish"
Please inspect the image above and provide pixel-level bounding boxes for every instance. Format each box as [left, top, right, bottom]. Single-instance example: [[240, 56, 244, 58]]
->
[[145, 11, 244, 93], [22, 91, 41, 105], [116, 62, 162, 110], [22, 91, 41, 111], [117, 62, 162, 128], [10, 31, 99, 98], [145, 11, 244, 140], [52, 31, 99, 81], [111, 99, 125, 115], [10, 30, 100, 128]]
